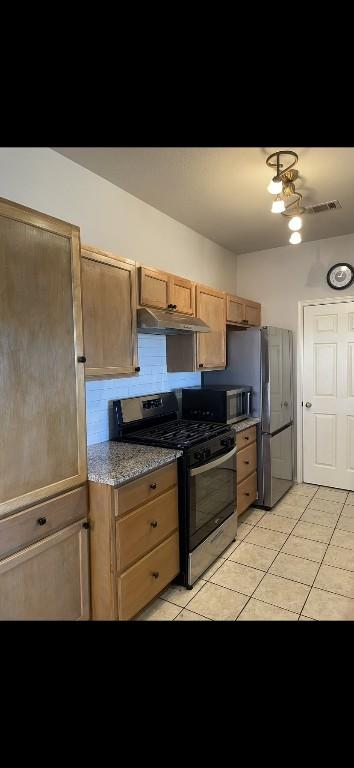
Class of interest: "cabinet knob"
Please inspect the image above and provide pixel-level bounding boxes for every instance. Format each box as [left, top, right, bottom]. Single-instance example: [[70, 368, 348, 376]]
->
[[244, 460, 250, 464], [152, 571, 160, 579], [150, 520, 158, 528], [198, 363, 204, 368], [77, 356, 86, 363], [243, 319, 249, 324], [245, 492, 250, 496], [135, 366, 141, 372], [150, 482, 157, 489], [37, 517, 47, 526], [173, 304, 177, 309], [244, 436, 249, 440], [167, 304, 174, 309], [83, 522, 90, 530]]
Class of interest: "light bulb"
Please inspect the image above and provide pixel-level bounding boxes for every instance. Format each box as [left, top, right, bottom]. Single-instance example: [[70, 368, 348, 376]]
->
[[289, 231, 302, 245], [271, 197, 285, 214], [288, 215, 303, 231], [267, 178, 283, 195]]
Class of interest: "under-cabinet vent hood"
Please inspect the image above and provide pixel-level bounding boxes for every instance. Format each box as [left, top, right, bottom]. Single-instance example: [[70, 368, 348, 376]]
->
[[137, 307, 210, 334]]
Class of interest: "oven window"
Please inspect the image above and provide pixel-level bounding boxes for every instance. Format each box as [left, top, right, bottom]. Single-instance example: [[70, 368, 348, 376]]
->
[[189, 452, 236, 549]]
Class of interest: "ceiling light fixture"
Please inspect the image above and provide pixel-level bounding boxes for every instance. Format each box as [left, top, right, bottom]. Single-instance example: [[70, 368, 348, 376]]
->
[[266, 150, 305, 244], [289, 231, 302, 245], [271, 196, 285, 214]]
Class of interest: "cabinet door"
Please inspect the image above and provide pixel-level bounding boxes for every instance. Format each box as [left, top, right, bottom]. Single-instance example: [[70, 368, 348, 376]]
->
[[227, 295, 245, 324], [139, 266, 169, 309], [0, 197, 86, 519], [170, 275, 195, 315], [81, 247, 138, 377], [0, 520, 90, 620], [244, 300, 261, 326], [196, 285, 226, 369]]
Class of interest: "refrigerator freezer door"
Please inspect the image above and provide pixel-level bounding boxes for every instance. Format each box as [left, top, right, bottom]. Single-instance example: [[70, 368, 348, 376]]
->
[[261, 327, 293, 434], [261, 424, 294, 508]]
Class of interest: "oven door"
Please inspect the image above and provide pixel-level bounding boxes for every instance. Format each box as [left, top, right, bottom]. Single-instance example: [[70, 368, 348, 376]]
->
[[227, 391, 251, 423], [188, 446, 237, 550]]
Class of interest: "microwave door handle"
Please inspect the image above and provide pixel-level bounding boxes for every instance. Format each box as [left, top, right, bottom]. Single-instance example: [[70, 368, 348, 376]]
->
[[190, 446, 237, 477], [246, 391, 251, 416]]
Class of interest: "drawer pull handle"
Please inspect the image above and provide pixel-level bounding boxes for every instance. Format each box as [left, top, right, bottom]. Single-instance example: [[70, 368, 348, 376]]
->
[[244, 436, 249, 440], [152, 571, 160, 579], [244, 460, 250, 464], [245, 492, 250, 496], [150, 482, 157, 489], [150, 520, 158, 528], [37, 517, 47, 526]]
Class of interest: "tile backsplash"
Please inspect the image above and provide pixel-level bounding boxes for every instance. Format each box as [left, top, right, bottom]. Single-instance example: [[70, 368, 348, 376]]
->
[[86, 334, 201, 446]]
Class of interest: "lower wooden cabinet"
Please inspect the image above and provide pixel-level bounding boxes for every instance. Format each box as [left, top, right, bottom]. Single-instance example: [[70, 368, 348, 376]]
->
[[236, 426, 258, 516], [0, 518, 90, 620], [89, 462, 180, 620]]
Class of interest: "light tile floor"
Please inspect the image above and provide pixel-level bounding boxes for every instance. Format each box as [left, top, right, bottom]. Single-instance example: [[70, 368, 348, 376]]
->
[[136, 483, 354, 621]]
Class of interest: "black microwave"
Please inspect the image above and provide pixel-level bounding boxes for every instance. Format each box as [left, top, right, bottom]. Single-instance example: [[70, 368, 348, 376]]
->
[[182, 385, 252, 425]]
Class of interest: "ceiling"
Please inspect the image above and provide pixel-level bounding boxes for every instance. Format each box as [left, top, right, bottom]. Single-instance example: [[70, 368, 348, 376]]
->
[[52, 147, 354, 255]]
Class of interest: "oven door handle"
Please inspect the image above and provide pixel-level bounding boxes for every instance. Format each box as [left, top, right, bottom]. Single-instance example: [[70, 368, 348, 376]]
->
[[190, 446, 237, 476]]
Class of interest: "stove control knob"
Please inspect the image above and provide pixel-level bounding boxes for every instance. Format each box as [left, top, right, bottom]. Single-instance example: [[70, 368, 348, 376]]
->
[[194, 451, 202, 461], [221, 437, 230, 447], [204, 448, 211, 460]]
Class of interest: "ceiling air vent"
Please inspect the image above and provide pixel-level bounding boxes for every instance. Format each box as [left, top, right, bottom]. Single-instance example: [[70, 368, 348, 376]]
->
[[305, 200, 342, 214]]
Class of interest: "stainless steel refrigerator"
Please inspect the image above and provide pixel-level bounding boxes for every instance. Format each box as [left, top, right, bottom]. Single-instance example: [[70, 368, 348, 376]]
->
[[203, 326, 294, 508]]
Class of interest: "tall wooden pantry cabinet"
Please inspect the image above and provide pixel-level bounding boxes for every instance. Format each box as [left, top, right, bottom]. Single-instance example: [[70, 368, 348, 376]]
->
[[0, 197, 89, 619]]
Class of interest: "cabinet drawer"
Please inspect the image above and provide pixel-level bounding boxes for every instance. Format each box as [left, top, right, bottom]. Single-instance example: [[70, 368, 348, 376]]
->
[[237, 426, 256, 450], [237, 442, 257, 484], [118, 531, 180, 620], [0, 486, 88, 561], [116, 486, 178, 570], [237, 472, 257, 516], [115, 462, 177, 517]]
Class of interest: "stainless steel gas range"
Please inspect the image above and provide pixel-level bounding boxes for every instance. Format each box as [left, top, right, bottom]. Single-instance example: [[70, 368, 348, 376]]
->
[[113, 392, 237, 588]]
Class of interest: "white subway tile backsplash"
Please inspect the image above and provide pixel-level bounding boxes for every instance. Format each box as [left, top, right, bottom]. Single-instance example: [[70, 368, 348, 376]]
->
[[86, 334, 201, 446]]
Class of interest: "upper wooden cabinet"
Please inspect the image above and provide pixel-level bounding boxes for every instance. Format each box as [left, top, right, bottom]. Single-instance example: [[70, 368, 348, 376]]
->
[[196, 285, 226, 369], [169, 275, 195, 315], [139, 266, 169, 310], [0, 197, 87, 519], [139, 266, 195, 316], [81, 245, 138, 378], [226, 294, 261, 327], [166, 283, 226, 372]]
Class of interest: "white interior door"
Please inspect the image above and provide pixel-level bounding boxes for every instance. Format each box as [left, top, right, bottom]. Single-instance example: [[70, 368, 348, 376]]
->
[[303, 301, 354, 489]]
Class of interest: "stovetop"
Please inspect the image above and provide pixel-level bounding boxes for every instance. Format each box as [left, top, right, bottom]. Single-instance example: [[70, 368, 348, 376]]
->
[[124, 418, 229, 450]]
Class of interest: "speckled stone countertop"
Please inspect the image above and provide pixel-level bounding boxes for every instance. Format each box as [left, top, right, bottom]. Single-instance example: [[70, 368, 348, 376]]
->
[[232, 417, 261, 434], [87, 441, 182, 487]]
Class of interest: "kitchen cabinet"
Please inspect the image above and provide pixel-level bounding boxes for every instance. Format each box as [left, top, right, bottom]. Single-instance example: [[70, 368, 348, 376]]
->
[[0, 197, 87, 520], [0, 486, 89, 620], [81, 245, 138, 377], [139, 266, 170, 310], [89, 462, 179, 620], [166, 283, 226, 371], [227, 294, 261, 327], [236, 426, 258, 516], [169, 275, 195, 315], [139, 266, 195, 315], [196, 284, 226, 369]]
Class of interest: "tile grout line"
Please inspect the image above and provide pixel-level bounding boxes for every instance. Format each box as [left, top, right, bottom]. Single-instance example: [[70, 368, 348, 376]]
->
[[299, 486, 349, 618]]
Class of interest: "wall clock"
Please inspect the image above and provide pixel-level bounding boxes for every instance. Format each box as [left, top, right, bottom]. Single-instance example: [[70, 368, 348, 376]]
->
[[327, 263, 354, 290]]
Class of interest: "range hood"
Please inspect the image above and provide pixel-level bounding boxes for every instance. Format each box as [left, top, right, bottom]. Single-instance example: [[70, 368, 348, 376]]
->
[[137, 307, 210, 334]]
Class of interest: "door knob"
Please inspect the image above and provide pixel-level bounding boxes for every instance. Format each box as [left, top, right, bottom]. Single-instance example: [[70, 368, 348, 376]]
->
[[284, 401, 288, 407], [305, 402, 312, 408]]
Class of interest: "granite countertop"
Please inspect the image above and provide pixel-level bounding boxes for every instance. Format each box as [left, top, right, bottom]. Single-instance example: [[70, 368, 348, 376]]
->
[[232, 417, 261, 434], [87, 441, 182, 487]]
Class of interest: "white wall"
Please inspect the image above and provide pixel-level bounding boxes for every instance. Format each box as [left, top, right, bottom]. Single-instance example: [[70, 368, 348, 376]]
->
[[0, 148, 237, 291], [0, 148, 237, 445], [236, 232, 354, 333], [236, 232, 354, 476]]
